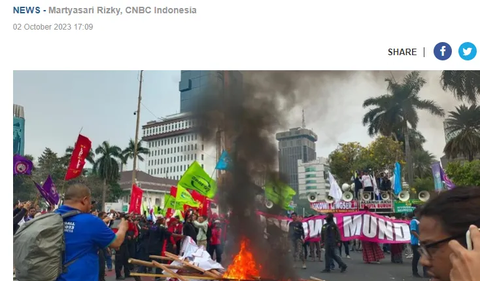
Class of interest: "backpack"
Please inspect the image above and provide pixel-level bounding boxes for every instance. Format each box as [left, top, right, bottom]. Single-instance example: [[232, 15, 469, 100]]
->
[[13, 210, 80, 281]]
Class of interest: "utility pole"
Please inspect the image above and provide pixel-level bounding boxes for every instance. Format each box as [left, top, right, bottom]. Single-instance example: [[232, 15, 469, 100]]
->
[[131, 70, 143, 188]]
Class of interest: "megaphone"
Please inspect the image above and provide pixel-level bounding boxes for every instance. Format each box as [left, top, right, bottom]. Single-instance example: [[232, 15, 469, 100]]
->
[[325, 196, 334, 204], [342, 191, 353, 202], [341, 183, 351, 191], [398, 191, 410, 202], [418, 191, 430, 202], [308, 193, 318, 203], [362, 192, 372, 201], [380, 192, 390, 200], [265, 199, 274, 208]]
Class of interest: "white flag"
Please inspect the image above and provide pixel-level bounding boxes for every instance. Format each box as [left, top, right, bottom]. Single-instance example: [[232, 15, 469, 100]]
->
[[328, 171, 343, 203], [371, 175, 380, 196]]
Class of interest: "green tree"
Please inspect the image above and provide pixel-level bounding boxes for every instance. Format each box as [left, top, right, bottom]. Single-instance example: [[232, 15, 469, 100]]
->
[[363, 71, 445, 187], [411, 149, 436, 179], [413, 176, 435, 192], [443, 104, 480, 161], [121, 139, 150, 171], [328, 142, 364, 184], [37, 148, 67, 188], [92, 141, 122, 210], [394, 128, 426, 152], [441, 71, 480, 104], [357, 136, 404, 172], [446, 160, 480, 186]]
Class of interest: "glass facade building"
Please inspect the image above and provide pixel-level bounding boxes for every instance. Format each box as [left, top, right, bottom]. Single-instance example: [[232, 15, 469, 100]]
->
[[13, 104, 25, 155], [178, 71, 243, 113], [276, 127, 318, 200]]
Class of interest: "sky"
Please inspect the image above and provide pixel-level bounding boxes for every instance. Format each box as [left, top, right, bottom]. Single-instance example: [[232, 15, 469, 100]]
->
[[13, 71, 462, 171]]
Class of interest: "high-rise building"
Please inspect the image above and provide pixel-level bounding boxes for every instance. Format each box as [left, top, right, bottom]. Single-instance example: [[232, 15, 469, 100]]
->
[[297, 157, 330, 200], [142, 112, 217, 180], [13, 104, 25, 155], [276, 127, 318, 198], [178, 71, 243, 113]]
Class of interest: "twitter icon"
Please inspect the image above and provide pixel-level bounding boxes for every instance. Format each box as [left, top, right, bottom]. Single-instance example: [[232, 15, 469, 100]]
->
[[459, 42, 477, 61]]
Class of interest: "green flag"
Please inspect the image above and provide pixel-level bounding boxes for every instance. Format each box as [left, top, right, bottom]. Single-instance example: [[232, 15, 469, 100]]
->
[[164, 194, 184, 210], [176, 185, 200, 207], [264, 181, 296, 210], [178, 161, 217, 198]]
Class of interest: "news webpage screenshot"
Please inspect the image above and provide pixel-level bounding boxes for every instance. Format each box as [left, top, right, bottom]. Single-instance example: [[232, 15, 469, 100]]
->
[[7, 1, 480, 281]]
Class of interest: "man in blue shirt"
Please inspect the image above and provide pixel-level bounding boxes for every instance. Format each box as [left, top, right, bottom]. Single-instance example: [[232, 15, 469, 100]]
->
[[56, 184, 129, 281], [410, 209, 427, 278]]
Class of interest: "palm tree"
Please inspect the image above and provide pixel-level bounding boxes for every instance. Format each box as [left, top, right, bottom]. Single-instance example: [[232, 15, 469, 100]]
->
[[92, 141, 122, 210], [118, 154, 128, 173], [441, 71, 480, 104], [443, 104, 480, 161], [394, 128, 427, 152], [411, 149, 436, 178], [363, 71, 445, 186], [121, 139, 150, 170], [64, 145, 96, 165]]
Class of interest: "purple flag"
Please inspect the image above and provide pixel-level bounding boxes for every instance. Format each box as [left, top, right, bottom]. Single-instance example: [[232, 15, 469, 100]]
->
[[440, 165, 456, 190], [14, 154, 33, 175], [43, 175, 60, 205], [33, 181, 51, 204]]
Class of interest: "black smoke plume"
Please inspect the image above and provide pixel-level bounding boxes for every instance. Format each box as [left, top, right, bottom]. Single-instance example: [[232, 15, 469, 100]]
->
[[191, 71, 410, 279]]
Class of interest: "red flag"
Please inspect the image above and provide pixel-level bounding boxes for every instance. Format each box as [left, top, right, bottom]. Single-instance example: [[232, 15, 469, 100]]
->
[[128, 184, 143, 214], [64, 134, 92, 181], [189, 190, 209, 216]]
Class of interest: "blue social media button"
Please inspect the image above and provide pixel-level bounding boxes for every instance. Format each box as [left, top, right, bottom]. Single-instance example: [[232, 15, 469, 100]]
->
[[433, 42, 452, 61], [458, 42, 477, 61]]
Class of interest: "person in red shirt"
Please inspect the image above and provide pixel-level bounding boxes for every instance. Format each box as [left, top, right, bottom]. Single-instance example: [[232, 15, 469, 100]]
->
[[209, 220, 223, 263]]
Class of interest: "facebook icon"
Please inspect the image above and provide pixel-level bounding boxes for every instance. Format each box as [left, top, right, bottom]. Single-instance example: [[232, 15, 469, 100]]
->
[[433, 42, 452, 60]]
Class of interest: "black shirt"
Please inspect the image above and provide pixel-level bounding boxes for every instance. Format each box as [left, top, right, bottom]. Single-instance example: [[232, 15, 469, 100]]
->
[[183, 221, 197, 243], [146, 225, 171, 255], [289, 221, 305, 241]]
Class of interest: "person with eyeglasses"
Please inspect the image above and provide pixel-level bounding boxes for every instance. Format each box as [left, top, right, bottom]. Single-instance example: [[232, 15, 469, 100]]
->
[[417, 186, 480, 281], [410, 208, 428, 277]]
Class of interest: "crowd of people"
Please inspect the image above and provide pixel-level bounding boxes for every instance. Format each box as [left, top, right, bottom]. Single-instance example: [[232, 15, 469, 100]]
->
[[13, 183, 480, 281], [13, 183, 229, 281], [286, 185, 480, 281]]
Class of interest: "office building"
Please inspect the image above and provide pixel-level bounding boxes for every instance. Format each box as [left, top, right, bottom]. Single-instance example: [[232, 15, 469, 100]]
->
[[297, 157, 330, 200], [178, 71, 243, 113], [119, 170, 177, 208], [13, 104, 25, 155], [276, 127, 318, 198], [142, 112, 217, 180]]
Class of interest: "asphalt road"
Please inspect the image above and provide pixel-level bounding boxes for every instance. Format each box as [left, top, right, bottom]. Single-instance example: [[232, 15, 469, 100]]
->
[[106, 250, 424, 281]]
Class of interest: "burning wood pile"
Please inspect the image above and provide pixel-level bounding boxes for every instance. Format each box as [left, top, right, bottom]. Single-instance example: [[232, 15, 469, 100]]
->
[[129, 237, 325, 281]]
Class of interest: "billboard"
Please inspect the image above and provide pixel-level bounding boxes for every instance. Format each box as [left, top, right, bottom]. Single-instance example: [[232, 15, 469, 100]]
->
[[13, 116, 25, 155]]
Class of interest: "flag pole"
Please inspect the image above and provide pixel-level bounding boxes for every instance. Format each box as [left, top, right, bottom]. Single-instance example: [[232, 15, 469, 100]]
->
[[132, 70, 144, 190]]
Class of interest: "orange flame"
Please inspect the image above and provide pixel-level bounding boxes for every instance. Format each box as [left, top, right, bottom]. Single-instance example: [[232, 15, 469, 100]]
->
[[223, 238, 261, 279]]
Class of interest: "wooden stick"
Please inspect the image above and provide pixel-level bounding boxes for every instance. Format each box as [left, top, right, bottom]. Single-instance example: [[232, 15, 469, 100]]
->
[[149, 255, 173, 260], [310, 276, 326, 281], [164, 252, 221, 278], [129, 273, 220, 280], [153, 260, 188, 281], [128, 258, 184, 270]]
